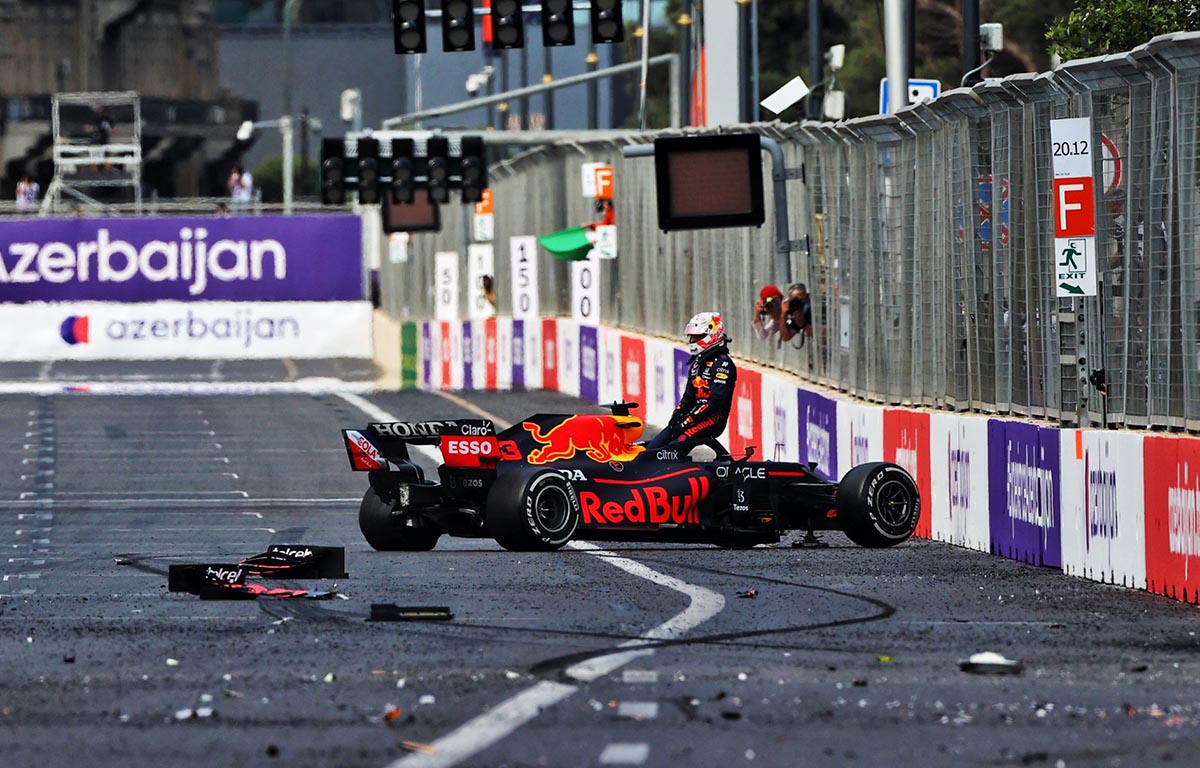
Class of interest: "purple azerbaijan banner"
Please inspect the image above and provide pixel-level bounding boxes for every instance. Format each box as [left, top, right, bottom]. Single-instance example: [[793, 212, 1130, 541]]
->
[[579, 325, 599, 403], [0, 215, 362, 303], [798, 389, 838, 481], [461, 321, 474, 387], [987, 420, 1062, 567]]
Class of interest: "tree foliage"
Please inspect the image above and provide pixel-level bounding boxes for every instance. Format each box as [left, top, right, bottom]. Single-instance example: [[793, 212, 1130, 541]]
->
[[1046, 0, 1199, 61]]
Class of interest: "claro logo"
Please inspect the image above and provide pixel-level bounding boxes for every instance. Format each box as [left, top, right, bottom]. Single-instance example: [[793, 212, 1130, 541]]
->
[[1, 227, 287, 296]]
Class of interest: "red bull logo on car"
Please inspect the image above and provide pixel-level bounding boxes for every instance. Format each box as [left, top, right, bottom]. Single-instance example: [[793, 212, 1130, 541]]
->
[[580, 474, 710, 525], [522, 415, 644, 464]]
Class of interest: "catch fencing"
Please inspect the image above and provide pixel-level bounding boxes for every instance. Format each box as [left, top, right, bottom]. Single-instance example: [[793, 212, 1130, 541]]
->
[[375, 32, 1200, 432]]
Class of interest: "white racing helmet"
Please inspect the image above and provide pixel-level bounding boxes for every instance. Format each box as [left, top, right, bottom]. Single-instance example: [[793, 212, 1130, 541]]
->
[[684, 311, 727, 356]]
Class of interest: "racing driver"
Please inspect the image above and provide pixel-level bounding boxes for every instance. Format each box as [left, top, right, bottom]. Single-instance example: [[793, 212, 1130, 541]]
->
[[644, 312, 738, 455]]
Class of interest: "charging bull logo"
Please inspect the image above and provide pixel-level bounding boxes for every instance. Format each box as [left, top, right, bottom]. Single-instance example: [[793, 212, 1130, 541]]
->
[[523, 415, 645, 464], [580, 475, 710, 525]]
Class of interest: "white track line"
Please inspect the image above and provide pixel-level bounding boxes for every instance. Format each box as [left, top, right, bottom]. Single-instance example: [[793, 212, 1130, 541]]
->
[[339, 393, 727, 768]]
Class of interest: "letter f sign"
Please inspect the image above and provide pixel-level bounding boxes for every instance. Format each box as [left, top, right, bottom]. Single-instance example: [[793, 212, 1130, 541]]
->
[[1054, 177, 1095, 237]]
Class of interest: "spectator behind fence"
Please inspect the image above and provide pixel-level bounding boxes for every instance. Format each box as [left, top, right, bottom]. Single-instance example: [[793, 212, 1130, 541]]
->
[[752, 283, 813, 348], [229, 165, 254, 213], [784, 283, 814, 346], [15, 174, 39, 212]]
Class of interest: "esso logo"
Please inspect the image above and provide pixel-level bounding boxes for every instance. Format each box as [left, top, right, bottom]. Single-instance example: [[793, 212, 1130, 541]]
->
[[446, 438, 495, 456]]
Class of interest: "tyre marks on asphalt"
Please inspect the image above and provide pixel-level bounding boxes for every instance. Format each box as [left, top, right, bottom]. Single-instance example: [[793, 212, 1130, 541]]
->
[[4, 398, 54, 596]]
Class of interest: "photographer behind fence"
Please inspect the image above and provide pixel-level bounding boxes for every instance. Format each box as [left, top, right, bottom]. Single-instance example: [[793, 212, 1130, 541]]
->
[[753, 283, 813, 348]]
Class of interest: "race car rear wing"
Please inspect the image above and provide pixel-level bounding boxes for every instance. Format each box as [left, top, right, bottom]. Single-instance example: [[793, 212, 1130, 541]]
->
[[342, 419, 498, 471]]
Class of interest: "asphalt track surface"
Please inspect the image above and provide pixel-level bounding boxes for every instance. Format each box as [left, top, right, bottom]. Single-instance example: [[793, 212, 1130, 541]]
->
[[2, 362, 1200, 768]]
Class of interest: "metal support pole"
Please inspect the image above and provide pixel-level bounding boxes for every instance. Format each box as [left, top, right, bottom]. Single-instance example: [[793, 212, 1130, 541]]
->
[[883, 0, 911, 113], [679, 2, 692, 126], [962, 0, 980, 87], [520, 43, 529, 129], [807, 0, 823, 120], [300, 106, 309, 198], [586, 49, 599, 129], [737, 0, 752, 122], [543, 47, 555, 129], [751, 0, 760, 121], [499, 49, 510, 129], [281, 116, 294, 215], [486, 71, 495, 129], [283, 0, 300, 124], [638, 0, 652, 130]]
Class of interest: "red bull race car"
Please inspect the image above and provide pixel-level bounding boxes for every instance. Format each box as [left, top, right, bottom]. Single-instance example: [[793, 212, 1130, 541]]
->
[[340, 404, 921, 552]]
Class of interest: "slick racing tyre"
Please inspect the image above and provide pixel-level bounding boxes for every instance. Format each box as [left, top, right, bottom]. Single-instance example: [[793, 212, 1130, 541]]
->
[[358, 487, 441, 552], [487, 469, 581, 551], [836, 462, 921, 548]]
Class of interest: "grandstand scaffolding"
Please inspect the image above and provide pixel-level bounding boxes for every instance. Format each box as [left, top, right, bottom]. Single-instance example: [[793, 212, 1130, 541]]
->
[[40, 92, 143, 215]]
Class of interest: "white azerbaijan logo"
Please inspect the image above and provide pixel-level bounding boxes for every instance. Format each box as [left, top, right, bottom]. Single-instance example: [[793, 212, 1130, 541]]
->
[[895, 428, 919, 484], [737, 396, 754, 437], [1168, 463, 1200, 558], [805, 406, 830, 475], [0, 227, 287, 295]]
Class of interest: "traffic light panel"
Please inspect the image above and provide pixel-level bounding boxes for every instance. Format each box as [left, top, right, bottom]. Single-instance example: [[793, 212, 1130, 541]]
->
[[320, 138, 345, 206], [490, 0, 524, 49], [459, 136, 488, 204], [590, 0, 623, 44], [542, 0, 575, 47], [357, 138, 380, 205], [441, 0, 475, 52], [390, 138, 415, 205], [426, 136, 451, 204], [392, 0, 427, 54]]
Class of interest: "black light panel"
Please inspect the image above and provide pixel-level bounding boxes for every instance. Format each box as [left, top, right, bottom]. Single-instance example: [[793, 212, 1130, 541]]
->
[[653, 133, 765, 231]]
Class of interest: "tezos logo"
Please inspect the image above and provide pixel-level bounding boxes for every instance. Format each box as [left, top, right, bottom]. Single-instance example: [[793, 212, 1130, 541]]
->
[[60, 315, 90, 345]]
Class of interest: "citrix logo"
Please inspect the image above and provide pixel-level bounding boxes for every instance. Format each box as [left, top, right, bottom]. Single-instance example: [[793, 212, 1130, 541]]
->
[[60, 315, 89, 345]]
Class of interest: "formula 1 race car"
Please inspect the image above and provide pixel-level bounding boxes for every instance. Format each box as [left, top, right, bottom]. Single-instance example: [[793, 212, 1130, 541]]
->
[[340, 404, 921, 552]]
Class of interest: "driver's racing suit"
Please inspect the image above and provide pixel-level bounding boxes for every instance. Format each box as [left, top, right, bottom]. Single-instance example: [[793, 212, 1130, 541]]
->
[[644, 344, 738, 453]]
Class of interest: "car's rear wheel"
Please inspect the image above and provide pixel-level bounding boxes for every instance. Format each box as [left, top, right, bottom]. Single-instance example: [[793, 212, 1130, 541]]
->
[[358, 487, 441, 551], [836, 462, 920, 547], [487, 469, 581, 551]]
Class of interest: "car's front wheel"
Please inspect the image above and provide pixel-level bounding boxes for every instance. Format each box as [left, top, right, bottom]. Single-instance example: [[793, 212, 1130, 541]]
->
[[836, 462, 921, 547], [358, 487, 441, 551], [486, 469, 581, 551]]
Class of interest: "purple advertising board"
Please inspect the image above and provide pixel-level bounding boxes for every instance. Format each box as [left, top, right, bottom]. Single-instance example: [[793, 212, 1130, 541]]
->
[[579, 325, 599, 403], [987, 420, 1061, 567], [673, 348, 691, 403], [421, 322, 433, 389], [797, 389, 838, 481], [461, 321, 474, 388], [0, 215, 362, 303], [512, 319, 525, 390]]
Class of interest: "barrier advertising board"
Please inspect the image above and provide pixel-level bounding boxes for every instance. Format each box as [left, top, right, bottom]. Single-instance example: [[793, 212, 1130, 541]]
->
[[462, 320, 478, 390], [579, 324, 599, 402], [884, 408, 932, 539], [0, 215, 362, 303], [557, 319, 580, 397], [421, 321, 434, 389], [761, 373, 799, 463], [599, 326, 623, 407], [727, 368, 761, 459], [838, 401, 883, 480], [620, 335, 647, 421], [495, 317, 513, 391], [798, 388, 838, 482], [0, 300, 371, 360], [1059, 430, 1145, 589], [987, 420, 1061, 567], [1143, 435, 1200, 602], [541, 318, 558, 392], [929, 414, 991, 552], [644, 339, 677, 429]]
